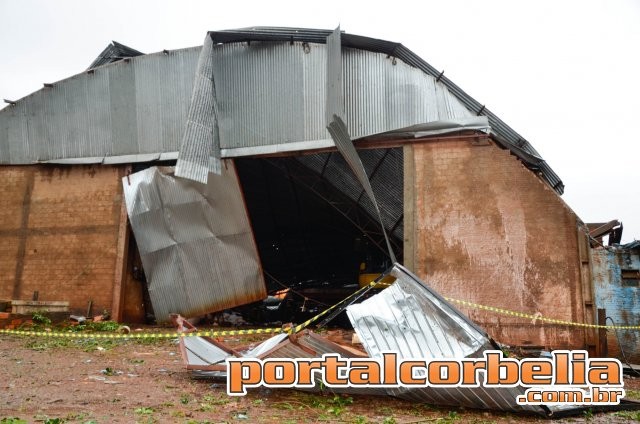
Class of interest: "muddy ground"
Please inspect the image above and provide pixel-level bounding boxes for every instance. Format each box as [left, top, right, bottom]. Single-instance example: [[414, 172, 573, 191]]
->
[[1, 329, 640, 424]]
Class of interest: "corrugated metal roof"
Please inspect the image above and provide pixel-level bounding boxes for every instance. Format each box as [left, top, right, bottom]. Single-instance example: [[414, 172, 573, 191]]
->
[[0, 27, 562, 194], [122, 163, 266, 322], [0, 46, 200, 164], [88, 41, 144, 70], [212, 27, 563, 194], [0, 39, 475, 162], [294, 148, 404, 246]]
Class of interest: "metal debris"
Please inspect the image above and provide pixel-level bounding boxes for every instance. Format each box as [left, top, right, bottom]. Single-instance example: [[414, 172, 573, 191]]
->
[[173, 264, 589, 416], [122, 164, 266, 322]]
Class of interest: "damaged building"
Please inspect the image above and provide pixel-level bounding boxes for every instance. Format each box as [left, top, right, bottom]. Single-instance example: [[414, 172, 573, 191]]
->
[[0, 27, 636, 361]]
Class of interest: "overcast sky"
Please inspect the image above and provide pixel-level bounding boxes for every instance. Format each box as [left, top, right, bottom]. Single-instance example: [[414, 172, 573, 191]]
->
[[1, 0, 638, 242]]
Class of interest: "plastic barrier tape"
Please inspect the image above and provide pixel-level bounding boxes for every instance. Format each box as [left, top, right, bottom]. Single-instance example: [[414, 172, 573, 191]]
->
[[1, 282, 638, 339], [445, 297, 640, 330]]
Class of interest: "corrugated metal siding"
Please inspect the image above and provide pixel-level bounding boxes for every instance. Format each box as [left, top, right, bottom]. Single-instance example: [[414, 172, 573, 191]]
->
[[326, 26, 344, 123], [211, 28, 564, 194], [327, 116, 397, 262], [343, 48, 471, 137], [2, 39, 475, 164], [174, 262, 583, 414], [122, 163, 266, 322], [0, 47, 200, 164], [213, 41, 326, 149], [347, 265, 490, 358], [0, 27, 563, 194], [183, 336, 231, 366], [263, 333, 388, 396]]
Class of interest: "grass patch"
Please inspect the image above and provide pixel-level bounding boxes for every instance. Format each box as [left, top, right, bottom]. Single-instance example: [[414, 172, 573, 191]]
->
[[65, 321, 120, 332], [614, 410, 640, 421], [22, 334, 170, 352], [134, 407, 153, 415], [24, 338, 71, 351], [625, 389, 640, 400]]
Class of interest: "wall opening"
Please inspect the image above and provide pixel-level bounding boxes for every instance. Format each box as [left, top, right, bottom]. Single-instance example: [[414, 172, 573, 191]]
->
[[231, 148, 403, 326]]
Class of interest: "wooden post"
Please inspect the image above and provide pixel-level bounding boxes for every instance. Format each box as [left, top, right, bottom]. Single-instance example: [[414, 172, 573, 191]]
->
[[597, 308, 608, 357], [111, 166, 131, 322], [403, 145, 415, 271]]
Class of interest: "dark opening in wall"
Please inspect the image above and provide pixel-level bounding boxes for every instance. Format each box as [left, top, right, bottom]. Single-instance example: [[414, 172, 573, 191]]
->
[[232, 148, 403, 326]]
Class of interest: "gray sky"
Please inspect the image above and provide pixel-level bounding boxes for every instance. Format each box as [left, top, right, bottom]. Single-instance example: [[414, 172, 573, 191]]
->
[[1, 0, 638, 242]]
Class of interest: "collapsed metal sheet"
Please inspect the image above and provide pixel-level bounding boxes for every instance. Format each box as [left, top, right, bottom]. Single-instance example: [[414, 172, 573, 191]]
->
[[175, 34, 222, 183], [88, 41, 144, 70], [325, 26, 344, 123], [177, 323, 387, 395], [262, 332, 388, 396], [122, 163, 266, 322], [347, 264, 578, 415], [173, 264, 585, 415], [325, 28, 397, 263], [327, 115, 398, 263], [374, 117, 490, 139]]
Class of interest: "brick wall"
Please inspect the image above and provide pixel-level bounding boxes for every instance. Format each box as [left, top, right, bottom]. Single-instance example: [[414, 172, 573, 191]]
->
[[405, 138, 587, 350], [0, 165, 127, 316], [591, 248, 640, 362]]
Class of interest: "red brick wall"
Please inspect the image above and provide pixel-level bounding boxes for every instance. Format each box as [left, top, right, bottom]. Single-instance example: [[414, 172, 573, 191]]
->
[[405, 138, 587, 350], [0, 165, 126, 316], [0, 168, 29, 301]]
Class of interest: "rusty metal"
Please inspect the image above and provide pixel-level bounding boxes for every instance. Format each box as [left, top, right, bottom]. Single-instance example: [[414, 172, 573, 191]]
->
[[122, 164, 266, 322], [174, 264, 591, 416]]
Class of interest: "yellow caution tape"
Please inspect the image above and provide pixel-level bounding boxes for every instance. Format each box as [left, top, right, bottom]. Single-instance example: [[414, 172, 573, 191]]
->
[[445, 297, 640, 330], [2, 280, 637, 339], [0, 283, 377, 340], [0, 327, 286, 339], [286, 280, 376, 334]]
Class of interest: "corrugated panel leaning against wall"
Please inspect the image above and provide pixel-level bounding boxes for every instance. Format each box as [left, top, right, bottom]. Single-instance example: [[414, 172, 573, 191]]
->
[[121, 162, 266, 322]]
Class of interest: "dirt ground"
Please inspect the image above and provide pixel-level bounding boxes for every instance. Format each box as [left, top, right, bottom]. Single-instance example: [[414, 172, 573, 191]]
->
[[1, 330, 640, 424]]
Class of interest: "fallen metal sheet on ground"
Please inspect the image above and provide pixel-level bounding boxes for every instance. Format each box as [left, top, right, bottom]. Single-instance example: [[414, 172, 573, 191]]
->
[[174, 265, 602, 416], [173, 315, 380, 394], [346, 264, 557, 415]]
